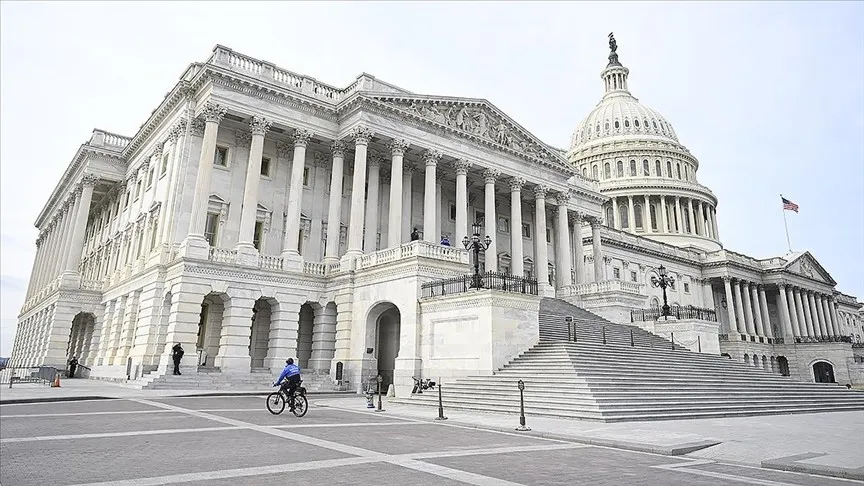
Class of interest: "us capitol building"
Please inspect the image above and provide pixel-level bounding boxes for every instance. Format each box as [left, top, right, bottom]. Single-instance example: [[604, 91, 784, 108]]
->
[[10, 37, 864, 393]]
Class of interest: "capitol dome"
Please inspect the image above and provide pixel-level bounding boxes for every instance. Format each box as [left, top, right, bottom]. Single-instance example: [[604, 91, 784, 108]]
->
[[569, 43, 679, 152]]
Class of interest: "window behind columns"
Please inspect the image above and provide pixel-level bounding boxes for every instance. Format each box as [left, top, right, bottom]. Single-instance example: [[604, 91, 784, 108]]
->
[[642, 159, 650, 176], [666, 161, 673, 178], [604, 163, 611, 179], [616, 160, 624, 177], [619, 205, 629, 229], [204, 213, 219, 246], [605, 207, 614, 228], [253, 221, 264, 250], [634, 204, 643, 229], [655, 160, 662, 177], [650, 204, 658, 230], [629, 160, 637, 176]]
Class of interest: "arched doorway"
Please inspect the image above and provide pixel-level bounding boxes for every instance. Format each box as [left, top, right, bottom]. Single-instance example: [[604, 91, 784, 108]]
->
[[249, 298, 274, 370], [296, 303, 315, 368], [197, 293, 226, 368], [776, 356, 790, 376], [366, 302, 401, 390], [67, 312, 96, 367], [813, 361, 835, 383]]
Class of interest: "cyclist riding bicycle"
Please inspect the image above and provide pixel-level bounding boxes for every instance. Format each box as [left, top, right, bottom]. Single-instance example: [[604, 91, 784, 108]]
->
[[272, 358, 302, 411]]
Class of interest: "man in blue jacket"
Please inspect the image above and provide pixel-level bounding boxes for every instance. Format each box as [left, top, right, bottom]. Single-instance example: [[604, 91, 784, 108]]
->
[[273, 358, 302, 410]]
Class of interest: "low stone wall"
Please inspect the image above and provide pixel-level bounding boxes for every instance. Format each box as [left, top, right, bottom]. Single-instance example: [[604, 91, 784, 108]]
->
[[633, 317, 721, 355]]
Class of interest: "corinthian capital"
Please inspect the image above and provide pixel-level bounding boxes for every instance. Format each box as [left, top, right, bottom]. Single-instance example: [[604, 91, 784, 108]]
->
[[350, 126, 374, 145], [292, 128, 313, 147], [586, 216, 603, 228], [168, 118, 188, 142], [276, 141, 292, 159], [389, 138, 410, 156], [403, 161, 417, 174], [81, 173, 99, 187], [201, 101, 227, 124], [250, 116, 272, 137], [453, 159, 473, 175], [331, 140, 346, 158], [368, 151, 384, 168], [533, 185, 548, 200], [422, 149, 442, 167], [483, 168, 499, 184], [558, 191, 571, 206], [509, 177, 525, 192]]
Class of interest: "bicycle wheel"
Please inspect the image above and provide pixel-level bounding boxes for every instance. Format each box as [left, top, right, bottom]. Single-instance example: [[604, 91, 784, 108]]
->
[[266, 392, 285, 415], [291, 394, 308, 417]]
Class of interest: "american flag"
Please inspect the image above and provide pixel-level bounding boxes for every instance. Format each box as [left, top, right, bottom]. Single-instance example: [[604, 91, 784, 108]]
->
[[781, 196, 799, 213]]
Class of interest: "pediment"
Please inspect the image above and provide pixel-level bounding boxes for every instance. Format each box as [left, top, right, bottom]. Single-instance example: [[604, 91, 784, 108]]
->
[[365, 95, 575, 175], [783, 252, 836, 286]]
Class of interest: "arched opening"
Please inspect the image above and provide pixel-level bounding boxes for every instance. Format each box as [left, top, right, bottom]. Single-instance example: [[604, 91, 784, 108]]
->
[[634, 204, 643, 230], [367, 302, 401, 390], [197, 293, 227, 368], [249, 298, 274, 369], [813, 361, 835, 383], [67, 312, 96, 370], [296, 303, 315, 369], [605, 206, 614, 228], [761, 355, 768, 370], [743, 353, 750, 365], [776, 356, 790, 376], [619, 205, 629, 230]]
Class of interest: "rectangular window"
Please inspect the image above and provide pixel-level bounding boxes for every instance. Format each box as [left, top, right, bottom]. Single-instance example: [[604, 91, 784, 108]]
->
[[253, 221, 264, 250], [631, 270, 637, 283], [522, 223, 531, 239], [303, 167, 310, 186], [475, 211, 485, 226], [161, 153, 170, 175], [449, 203, 457, 221], [204, 213, 219, 246], [136, 181, 142, 200], [546, 228, 552, 243], [260, 157, 271, 177], [613, 268, 621, 279], [684, 282, 690, 293], [497, 216, 510, 234], [214, 146, 228, 167], [124, 191, 130, 208], [150, 221, 159, 250], [147, 168, 155, 188]]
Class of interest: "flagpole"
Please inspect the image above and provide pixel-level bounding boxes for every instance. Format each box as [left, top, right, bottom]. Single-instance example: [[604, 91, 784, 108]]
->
[[781, 194, 792, 253]]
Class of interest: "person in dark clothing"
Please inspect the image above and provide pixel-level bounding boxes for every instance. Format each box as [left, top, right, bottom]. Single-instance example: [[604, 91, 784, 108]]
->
[[172, 343, 185, 375], [410, 228, 420, 241], [273, 358, 302, 411], [68, 357, 78, 378], [440, 236, 450, 246]]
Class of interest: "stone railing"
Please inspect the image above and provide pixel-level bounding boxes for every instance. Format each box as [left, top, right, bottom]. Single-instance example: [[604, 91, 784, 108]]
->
[[356, 240, 469, 271], [79, 279, 103, 291], [258, 254, 283, 270], [208, 45, 348, 104], [208, 247, 237, 264], [630, 305, 717, 323], [563, 280, 644, 297], [303, 261, 326, 276]]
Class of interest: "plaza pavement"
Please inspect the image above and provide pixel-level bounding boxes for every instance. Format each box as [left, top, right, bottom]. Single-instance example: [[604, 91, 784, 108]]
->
[[1, 380, 862, 483], [1, 395, 861, 486]]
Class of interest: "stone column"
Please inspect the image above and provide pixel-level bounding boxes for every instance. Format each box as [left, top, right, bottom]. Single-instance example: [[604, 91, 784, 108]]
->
[[324, 141, 346, 263], [308, 303, 337, 372], [158, 120, 187, 245], [422, 149, 441, 243], [236, 117, 272, 258], [732, 279, 747, 336], [454, 159, 471, 244], [281, 128, 313, 262], [757, 285, 772, 338], [786, 286, 801, 337], [363, 153, 382, 252], [264, 302, 300, 371], [60, 193, 81, 277], [483, 169, 499, 272], [802, 290, 815, 337], [794, 288, 810, 337], [509, 178, 525, 277], [776, 284, 794, 338], [660, 195, 670, 233], [555, 195, 572, 288], [711, 208, 720, 240], [214, 291, 255, 371], [435, 173, 443, 242], [748, 282, 763, 335], [829, 297, 840, 336], [533, 186, 549, 290], [570, 212, 583, 285], [808, 291, 824, 337], [345, 126, 373, 259], [611, 197, 619, 229], [686, 199, 695, 234], [590, 217, 603, 282], [402, 163, 415, 243], [674, 197, 683, 233], [627, 196, 636, 231], [819, 295, 834, 337], [387, 139, 409, 248], [25, 236, 44, 299], [183, 102, 226, 256], [741, 281, 756, 336], [722, 277, 738, 336]]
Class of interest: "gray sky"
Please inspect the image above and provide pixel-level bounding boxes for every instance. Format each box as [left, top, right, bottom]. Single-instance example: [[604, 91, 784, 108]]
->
[[1, 1, 862, 356]]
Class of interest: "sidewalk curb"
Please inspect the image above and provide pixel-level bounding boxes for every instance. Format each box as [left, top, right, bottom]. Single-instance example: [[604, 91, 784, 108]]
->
[[762, 453, 864, 482], [0, 391, 354, 405]]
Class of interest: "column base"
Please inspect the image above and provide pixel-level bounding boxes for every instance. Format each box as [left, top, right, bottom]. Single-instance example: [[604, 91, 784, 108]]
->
[[235, 243, 259, 267], [538, 283, 555, 298], [214, 354, 252, 372], [340, 251, 362, 271], [280, 250, 303, 271], [179, 235, 210, 260], [59, 271, 82, 289]]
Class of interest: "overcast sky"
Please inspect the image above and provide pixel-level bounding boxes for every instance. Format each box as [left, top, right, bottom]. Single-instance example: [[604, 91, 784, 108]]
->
[[1, 1, 862, 356]]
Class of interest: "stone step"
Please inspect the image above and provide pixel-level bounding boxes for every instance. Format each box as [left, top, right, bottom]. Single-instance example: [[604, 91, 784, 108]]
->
[[430, 386, 859, 401]]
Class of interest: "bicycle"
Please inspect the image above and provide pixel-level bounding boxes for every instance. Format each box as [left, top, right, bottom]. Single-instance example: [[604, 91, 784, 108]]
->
[[266, 380, 308, 417]]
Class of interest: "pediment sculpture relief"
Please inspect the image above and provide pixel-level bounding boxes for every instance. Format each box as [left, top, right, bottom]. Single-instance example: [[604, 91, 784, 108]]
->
[[799, 259, 815, 279], [385, 99, 556, 162]]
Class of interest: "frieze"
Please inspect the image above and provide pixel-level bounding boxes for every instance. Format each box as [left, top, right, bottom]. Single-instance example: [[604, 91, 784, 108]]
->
[[184, 264, 326, 289], [209, 72, 338, 122]]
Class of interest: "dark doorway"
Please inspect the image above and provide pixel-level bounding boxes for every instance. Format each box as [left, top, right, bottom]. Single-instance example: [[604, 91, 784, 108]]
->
[[776, 356, 790, 376], [813, 361, 835, 383]]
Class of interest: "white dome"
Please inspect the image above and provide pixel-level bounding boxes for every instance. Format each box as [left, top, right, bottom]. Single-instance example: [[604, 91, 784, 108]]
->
[[570, 93, 679, 151]]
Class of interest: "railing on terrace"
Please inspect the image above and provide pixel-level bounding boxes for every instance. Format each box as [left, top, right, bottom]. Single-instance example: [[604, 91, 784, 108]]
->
[[356, 240, 468, 270], [208, 247, 237, 264], [852, 342, 864, 349], [631, 305, 718, 323], [562, 280, 643, 297], [421, 272, 538, 299], [793, 335, 852, 344], [259, 254, 283, 270]]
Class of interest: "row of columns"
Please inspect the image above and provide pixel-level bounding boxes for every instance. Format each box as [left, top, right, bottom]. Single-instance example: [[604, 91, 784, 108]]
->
[[721, 278, 773, 339], [776, 283, 841, 340], [607, 194, 718, 240], [25, 175, 98, 301], [9, 305, 54, 367]]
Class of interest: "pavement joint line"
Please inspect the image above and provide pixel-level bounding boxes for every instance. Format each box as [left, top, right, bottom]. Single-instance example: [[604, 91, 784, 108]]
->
[[0, 410, 178, 418], [386, 457, 526, 486], [401, 443, 587, 461], [269, 421, 439, 429], [652, 461, 802, 486], [0, 426, 241, 443]]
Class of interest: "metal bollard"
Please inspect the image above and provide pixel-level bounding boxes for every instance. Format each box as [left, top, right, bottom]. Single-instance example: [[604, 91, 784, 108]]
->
[[565, 316, 573, 342], [671, 332, 675, 350], [375, 375, 385, 412], [516, 380, 530, 431], [435, 377, 447, 421], [630, 328, 634, 347], [697, 335, 701, 353], [602, 327, 607, 345]]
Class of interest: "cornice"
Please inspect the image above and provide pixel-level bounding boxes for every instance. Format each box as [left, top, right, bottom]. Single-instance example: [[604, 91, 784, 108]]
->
[[208, 69, 339, 121]]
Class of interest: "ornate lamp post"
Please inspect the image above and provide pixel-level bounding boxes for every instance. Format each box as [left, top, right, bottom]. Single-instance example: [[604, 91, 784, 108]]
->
[[650, 265, 675, 319], [462, 222, 492, 289]]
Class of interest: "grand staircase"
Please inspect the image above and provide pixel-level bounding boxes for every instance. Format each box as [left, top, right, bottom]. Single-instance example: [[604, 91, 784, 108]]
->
[[400, 298, 864, 421], [129, 367, 344, 392]]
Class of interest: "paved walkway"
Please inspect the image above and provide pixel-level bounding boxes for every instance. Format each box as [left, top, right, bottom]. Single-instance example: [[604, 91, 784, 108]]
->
[[315, 396, 864, 481], [2, 396, 859, 485]]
